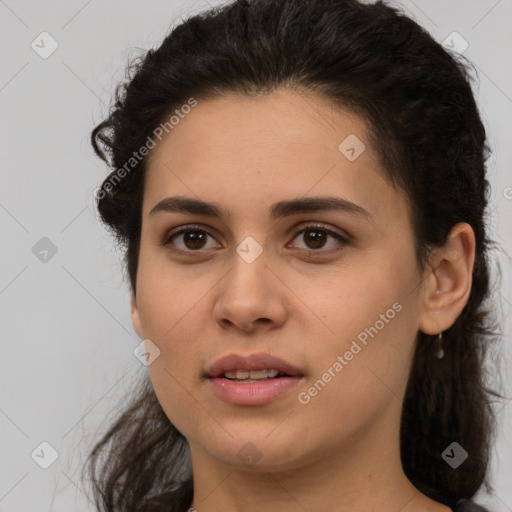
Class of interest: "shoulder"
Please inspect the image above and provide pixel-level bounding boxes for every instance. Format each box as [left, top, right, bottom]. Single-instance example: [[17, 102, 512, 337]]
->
[[454, 499, 492, 512]]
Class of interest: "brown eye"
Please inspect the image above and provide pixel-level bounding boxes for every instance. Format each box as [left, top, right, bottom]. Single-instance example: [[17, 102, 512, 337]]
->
[[162, 223, 349, 256], [288, 223, 349, 253], [301, 229, 328, 249], [163, 225, 220, 253], [181, 231, 208, 250]]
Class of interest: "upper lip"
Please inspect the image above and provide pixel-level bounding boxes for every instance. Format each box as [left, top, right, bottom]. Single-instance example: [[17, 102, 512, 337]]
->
[[205, 353, 304, 378]]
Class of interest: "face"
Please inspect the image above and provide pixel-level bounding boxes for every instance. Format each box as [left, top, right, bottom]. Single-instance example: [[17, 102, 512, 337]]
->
[[131, 89, 427, 472]]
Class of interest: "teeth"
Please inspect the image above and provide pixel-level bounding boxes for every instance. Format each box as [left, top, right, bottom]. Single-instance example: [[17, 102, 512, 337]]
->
[[224, 369, 280, 380]]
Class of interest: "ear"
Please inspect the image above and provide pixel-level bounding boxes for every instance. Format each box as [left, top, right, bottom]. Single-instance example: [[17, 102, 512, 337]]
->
[[131, 293, 144, 339], [418, 222, 476, 335]]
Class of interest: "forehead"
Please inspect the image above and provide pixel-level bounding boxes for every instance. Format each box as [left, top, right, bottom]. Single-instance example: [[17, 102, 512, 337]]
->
[[143, 90, 407, 225], [148, 89, 372, 166]]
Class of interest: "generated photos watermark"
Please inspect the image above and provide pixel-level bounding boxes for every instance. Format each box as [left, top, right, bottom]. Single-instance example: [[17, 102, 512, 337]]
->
[[298, 301, 403, 405], [93, 97, 198, 201]]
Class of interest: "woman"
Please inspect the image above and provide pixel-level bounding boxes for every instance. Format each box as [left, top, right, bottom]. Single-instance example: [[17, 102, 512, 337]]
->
[[83, 0, 504, 510]]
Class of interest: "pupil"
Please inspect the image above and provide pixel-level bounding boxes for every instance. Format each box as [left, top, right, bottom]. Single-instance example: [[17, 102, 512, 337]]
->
[[305, 230, 326, 249], [185, 232, 206, 249]]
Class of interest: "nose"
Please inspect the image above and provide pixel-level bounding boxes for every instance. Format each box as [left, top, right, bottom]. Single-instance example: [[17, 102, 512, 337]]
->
[[213, 249, 289, 333]]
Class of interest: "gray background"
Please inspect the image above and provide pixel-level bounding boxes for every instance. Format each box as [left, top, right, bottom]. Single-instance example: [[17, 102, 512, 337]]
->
[[1, 0, 511, 510]]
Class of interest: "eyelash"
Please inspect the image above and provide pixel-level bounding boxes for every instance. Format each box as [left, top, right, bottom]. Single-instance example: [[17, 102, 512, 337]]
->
[[161, 222, 350, 256]]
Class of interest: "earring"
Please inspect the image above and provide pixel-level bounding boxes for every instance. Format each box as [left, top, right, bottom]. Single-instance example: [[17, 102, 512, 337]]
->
[[435, 332, 445, 359]]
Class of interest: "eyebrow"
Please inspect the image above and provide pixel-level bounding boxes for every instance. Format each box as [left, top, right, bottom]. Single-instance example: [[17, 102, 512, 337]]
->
[[149, 195, 373, 222]]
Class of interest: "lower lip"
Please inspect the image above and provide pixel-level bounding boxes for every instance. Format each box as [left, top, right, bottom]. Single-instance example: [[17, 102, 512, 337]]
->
[[207, 376, 304, 405]]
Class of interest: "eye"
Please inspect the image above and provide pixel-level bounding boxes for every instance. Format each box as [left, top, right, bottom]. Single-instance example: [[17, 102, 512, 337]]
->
[[162, 224, 220, 253], [287, 223, 349, 253], [162, 222, 350, 255]]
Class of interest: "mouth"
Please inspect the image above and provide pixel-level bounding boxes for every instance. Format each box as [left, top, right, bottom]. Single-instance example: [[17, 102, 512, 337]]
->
[[220, 368, 299, 382], [205, 352, 305, 380], [204, 353, 305, 405]]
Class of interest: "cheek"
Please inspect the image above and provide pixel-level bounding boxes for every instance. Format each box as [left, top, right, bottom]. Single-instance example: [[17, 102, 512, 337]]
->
[[136, 242, 203, 340], [136, 267, 210, 438], [134, 258, 210, 410], [300, 255, 418, 414], [311, 258, 404, 346], [137, 271, 206, 358], [297, 306, 413, 446]]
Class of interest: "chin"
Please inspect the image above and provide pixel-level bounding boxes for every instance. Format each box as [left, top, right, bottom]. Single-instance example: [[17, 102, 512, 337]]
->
[[205, 433, 309, 472]]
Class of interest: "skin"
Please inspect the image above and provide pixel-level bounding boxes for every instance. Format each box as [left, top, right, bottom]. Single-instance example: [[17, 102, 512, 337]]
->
[[130, 88, 475, 512]]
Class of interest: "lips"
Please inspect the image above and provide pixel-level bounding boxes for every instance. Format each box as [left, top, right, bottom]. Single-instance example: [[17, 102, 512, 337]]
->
[[205, 352, 304, 379], [205, 352, 305, 406]]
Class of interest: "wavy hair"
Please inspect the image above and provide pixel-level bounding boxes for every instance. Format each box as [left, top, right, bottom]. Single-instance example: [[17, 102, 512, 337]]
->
[[82, 0, 504, 510]]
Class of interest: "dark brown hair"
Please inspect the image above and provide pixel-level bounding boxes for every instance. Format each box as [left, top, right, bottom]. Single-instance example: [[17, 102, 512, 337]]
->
[[83, 0, 505, 510]]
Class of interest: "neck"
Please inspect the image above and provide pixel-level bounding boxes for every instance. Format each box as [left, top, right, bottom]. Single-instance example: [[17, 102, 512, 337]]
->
[[187, 400, 447, 512]]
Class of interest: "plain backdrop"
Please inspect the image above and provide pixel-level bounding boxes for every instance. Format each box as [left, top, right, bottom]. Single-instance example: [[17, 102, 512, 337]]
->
[[1, 1, 511, 511]]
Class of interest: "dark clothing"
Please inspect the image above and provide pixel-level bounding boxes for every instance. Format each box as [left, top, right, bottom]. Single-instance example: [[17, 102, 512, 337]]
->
[[142, 494, 492, 511], [454, 499, 491, 511]]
